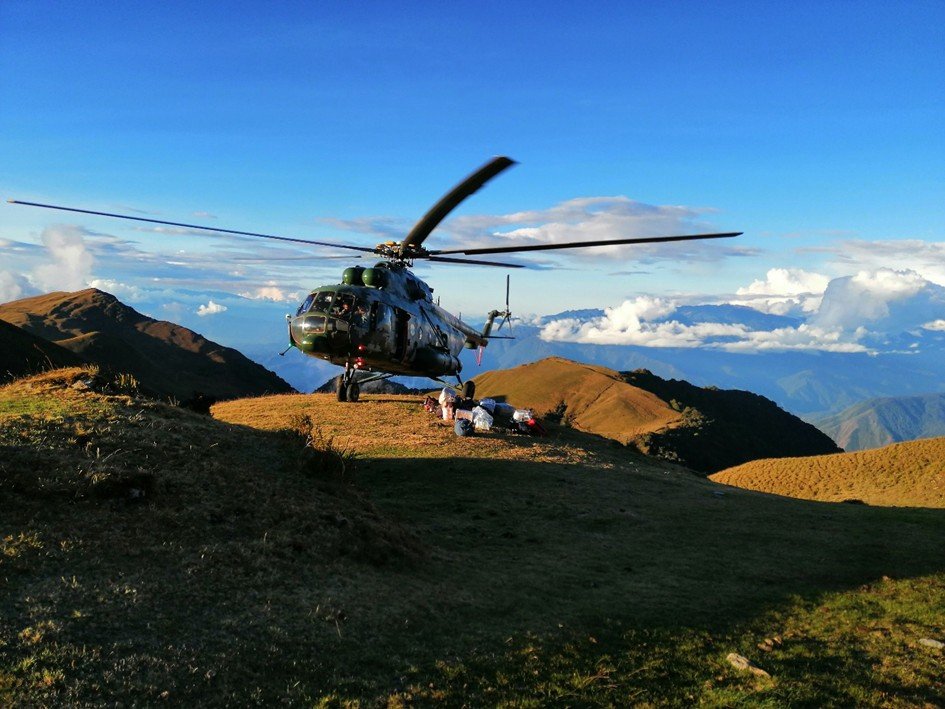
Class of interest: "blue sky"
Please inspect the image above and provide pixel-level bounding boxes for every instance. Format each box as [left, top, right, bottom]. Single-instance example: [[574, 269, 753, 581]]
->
[[1, 1, 943, 351]]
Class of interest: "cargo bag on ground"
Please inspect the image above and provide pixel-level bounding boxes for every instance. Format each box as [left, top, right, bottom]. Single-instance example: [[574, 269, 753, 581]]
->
[[471, 406, 494, 431]]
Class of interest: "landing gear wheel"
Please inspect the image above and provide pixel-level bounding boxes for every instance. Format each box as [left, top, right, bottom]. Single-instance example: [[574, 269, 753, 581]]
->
[[346, 381, 360, 402], [462, 380, 476, 400], [336, 377, 348, 402]]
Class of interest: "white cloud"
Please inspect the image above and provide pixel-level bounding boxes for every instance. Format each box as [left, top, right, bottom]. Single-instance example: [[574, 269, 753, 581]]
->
[[537, 269, 941, 353], [812, 268, 942, 331], [804, 239, 945, 287], [87, 278, 146, 302], [196, 300, 227, 317], [0, 270, 35, 303], [719, 324, 868, 353], [238, 284, 299, 302], [540, 296, 749, 348], [732, 268, 830, 315], [539, 298, 868, 353], [32, 225, 94, 291]]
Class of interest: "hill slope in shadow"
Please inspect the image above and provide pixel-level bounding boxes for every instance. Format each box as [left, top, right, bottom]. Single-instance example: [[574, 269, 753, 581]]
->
[[0, 288, 293, 400], [711, 436, 945, 507], [0, 318, 85, 382], [622, 368, 841, 473]]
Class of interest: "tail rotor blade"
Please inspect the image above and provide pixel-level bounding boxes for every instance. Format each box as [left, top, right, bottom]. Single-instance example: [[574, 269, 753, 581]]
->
[[505, 274, 512, 334]]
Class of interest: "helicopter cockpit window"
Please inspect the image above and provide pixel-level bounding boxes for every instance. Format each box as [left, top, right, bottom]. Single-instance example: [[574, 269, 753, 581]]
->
[[310, 291, 334, 314], [330, 293, 356, 320], [296, 293, 316, 316]]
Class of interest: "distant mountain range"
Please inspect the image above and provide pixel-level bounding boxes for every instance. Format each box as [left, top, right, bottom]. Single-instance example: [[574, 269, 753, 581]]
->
[[472, 357, 839, 474], [814, 393, 945, 451], [0, 289, 293, 400]]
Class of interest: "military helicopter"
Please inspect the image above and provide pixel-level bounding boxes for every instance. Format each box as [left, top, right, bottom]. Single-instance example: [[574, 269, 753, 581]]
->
[[9, 157, 740, 401]]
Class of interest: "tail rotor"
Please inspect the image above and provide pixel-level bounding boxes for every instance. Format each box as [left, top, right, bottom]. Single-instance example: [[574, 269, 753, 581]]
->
[[496, 274, 513, 334]]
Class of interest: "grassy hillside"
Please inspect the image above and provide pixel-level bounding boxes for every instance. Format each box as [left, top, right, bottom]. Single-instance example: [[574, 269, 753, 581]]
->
[[711, 436, 945, 508], [3, 367, 943, 704], [471, 357, 683, 442], [815, 392, 945, 451], [0, 319, 84, 382], [471, 357, 839, 473], [0, 289, 293, 400]]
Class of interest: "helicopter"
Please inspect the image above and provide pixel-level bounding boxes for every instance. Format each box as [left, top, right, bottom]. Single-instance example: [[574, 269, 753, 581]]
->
[[9, 156, 741, 402]]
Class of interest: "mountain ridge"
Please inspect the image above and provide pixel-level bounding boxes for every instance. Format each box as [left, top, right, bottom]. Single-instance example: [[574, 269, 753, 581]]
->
[[0, 289, 294, 400]]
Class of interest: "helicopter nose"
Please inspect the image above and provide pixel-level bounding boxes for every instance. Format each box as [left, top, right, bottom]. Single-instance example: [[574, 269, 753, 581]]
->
[[289, 314, 330, 353]]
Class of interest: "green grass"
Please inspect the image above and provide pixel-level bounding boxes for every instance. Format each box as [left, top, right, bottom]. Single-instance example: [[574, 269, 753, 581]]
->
[[0, 398, 66, 417], [2, 371, 943, 705], [389, 576, 944, 706]]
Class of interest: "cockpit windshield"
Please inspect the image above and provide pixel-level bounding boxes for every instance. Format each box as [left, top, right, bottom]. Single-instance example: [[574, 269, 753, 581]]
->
[[311, 291, 334, 313], [296, 293, 316, 316], [296, 290, 368, 324]]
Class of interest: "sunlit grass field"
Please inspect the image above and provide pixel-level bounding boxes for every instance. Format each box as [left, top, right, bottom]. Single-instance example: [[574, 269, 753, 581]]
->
[[711, 437, 945, 508], [1, 368, 943, 705]]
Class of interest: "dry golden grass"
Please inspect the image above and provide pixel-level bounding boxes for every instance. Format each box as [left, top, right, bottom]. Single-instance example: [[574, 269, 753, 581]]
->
[[470, 356, 682, 443], [711, 436, 945, 507], [213, 391, 596, 467]]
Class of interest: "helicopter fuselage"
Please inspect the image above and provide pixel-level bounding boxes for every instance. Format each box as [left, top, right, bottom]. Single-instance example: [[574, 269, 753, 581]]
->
[[287, 261, 486, 380]]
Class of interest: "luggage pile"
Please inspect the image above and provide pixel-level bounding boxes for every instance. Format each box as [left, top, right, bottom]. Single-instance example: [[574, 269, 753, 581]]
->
[[423, 388, 547, 437]]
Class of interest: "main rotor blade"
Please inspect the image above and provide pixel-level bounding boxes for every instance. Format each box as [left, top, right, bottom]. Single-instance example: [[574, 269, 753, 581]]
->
[[7, 199, 379, 254], [426, 255, 525, 268], [399, 156, 516, 254], [429, 231, 742, 256], [231, 254, 361, 262]]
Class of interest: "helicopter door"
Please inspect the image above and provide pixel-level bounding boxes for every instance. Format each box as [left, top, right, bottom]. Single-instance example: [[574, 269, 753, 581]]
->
[[394, 308, 409, 361]]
